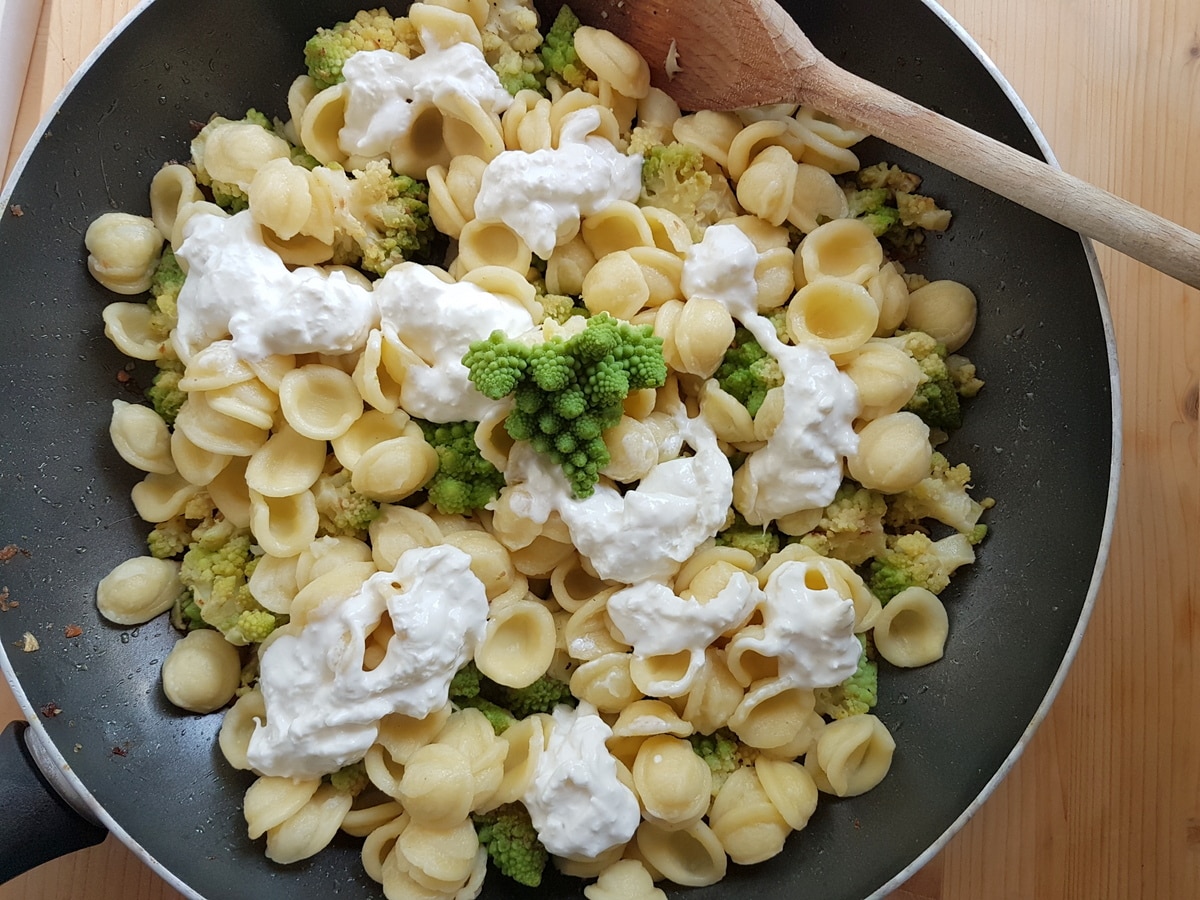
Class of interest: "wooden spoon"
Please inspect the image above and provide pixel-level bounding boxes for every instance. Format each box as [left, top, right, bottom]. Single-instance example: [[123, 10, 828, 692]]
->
[[557, 0, 1200, 290]]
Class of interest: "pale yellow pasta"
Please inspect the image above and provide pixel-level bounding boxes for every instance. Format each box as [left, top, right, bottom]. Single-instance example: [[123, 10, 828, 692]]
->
[[597, 415, 659, 483], [753, 246, 796, 310], [101, 302, 167, 360], [867, 261, 911, 335], [341, 800, 405, 839], [638, 207, 692, 256], [671, 110, 742, 170], [557, 844, 628, 880], [755, 757, 819, 831], [95, 556, 181, 625], [792, 108, 862, 174], [573, 26, 650, 99], [724, 626, 780, 686], [624, 245, 684, 307], [243, 425, 326, 498], [162, 629, 242, 712], [581, 201, 655, 260], [549, 554, 612, 613], [249, 488, 320, 558], [287, 562, 376, 627], [839, 341, 924, 421], [299, 83, 351, 166], [635, 87, 681, 143], [564, 593, 629, 661], [846, 411, 933, 494], [244, 775, 321, 840], [207, 456, 253, 528], [707, 767, 790, 865], [362, 813, 411, 884], [628, 649, 697, 699], [247, 552, 299, 615], [799, 217, 884, 285], [265, 784, 354, 864], [218, 688, 266, 771], [725, 120, 805, 183], [655, 298, 735, 379], [206, 377, 280, 431], [632, 735, 712, 830], [392, 820, 482, 894], [178, 341, 255, 392], [509, 533, 576, 577], [247, 157, 313, 239], [294, 535, 374, 589], [369, 504, 444, 570], [409, 2, 482, 49], [130, 471, 201, 523], [500, 89, 552, 152], [673, 545, 756, 598], [396, 743, 475, 827], [364, 741, 408, 801], [679, 648, 745, 735], [904, 279, 978, 351], [795, 106, 869, 150], [257, 225, 335, 267], [787, 163, 850, 233], [477, 714, 546, 812], [149, 164, 203, 245], [461, 265, 540, 319], [278, 364, 363, 441], [435, 708, 507, 808], [698, 378, 757, 444], [570, 652, 640, 714], [456, 218, 532, 273], [350, 434, 439, 503], [86, 212, 163, 294], [175, 392, 269, 457], [873, 586, 950, 667], [735, 145, 798, 227], [634, 820, 727, 887], [285, 74, 320, 137], [196, 119, 291, 193], [475, 598, 557, 688], [330, 408, 412, 472], [548, 91, 621, 149], [170, 427, 230, 486], [349, 331, 400, 414], [109, 400, 174, 475], [728, 678, 817, 749], [582, 251, 651, 320], [584, 859, 667, 900], [545, 232, 597, 295], [376, 704, 453, 767], [805, 714, 896, 797], [438, 529, 516, 598], [786, 277, 880, 357], [442, 95, 507, 164]]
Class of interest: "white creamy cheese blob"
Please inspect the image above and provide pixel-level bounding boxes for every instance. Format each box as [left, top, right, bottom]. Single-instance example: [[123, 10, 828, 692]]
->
[[173, 211, 377, 363], [374, 262, 534, 422], [246, 545, 488, 779], [750, 558, 862, 688], [606, 572, 762, 695], [502, 403, 733, 583], [338, 44, 513, 161], [473, 108, 644, 258], [523, 701, 641, 861], [683, 223, 860, 523]]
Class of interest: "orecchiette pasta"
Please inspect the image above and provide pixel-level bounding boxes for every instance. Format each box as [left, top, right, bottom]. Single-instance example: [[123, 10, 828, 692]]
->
[[161, 629, 242, 713], [805, 714, 896, 797], [872, 586, 950, 667]]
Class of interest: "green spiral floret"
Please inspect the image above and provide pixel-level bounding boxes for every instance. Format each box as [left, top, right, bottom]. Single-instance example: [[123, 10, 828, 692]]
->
[[418, 420, 506, 515], [463, 314, 667, 497]]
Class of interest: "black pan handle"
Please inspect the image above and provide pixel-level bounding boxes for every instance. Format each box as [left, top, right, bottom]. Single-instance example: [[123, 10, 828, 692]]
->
[[0, 720, 108, 884]]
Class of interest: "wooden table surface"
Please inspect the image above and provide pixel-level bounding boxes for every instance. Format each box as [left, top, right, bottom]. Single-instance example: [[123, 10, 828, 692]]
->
[[2, 0, 1197, 898]]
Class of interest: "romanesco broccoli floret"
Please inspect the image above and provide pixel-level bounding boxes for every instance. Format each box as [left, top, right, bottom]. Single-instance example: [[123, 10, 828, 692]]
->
[[814, 634, 878, 719], [489, 672, 576, 718], [463, 313, 668, 498], [539, 5, 591, 89], [147, 516, 192, 559], [715, 510, 781, 566], [458, 696, 518, 735], [637, 141, 737, 240], [946, 353, 985, 398], [344, 160, 437, 276], [535, 287, 580, 325], [482, 0, 544, 94], [147, 246, 184, 340], [329, 761, 370, 796], [867, 531, 976, 602], [472, 803, 548, 888], [449, 661, 482, 702], [844, 162, 951, 258], [304, 8, 417, 90], [883, 330, 962, 431], [312, 467, 381, 536], [886, 452, 993, 536], [688, 729, 758, 796], [418, 420, 506, 515], [797, 482, 888, 567], [147, 357, 186, 426], [177, 529, 279, 645], [713, 326, 785, 417]]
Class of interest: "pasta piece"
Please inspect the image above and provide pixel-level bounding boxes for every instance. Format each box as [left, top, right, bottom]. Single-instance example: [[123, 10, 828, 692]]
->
[[904, 279, 979, 351], [509, 533, 576, 578], [247, 552, 300, 615], [839, 341, 924, 421], [501, 89, 553, 152], [581, 202, 655, 260], [475, 598, 557, 688], [218, 688, 267, 771], [752, 246, 796, 311], [478, 714, 546, 812], [573, 26, 651, 99], [149, 164, 203, 245], [872, 586, 950, 667], [639, 208, 691, 255], [787, 163, 849, 233], [698, 378, 757, 444], [805, 714, 896, 797], [671, 110, 742, 170], [375, 705, 454, 767], [244, 775, 321, 840], [846, 411, 933, 494], [435, 708, 507, 809], [279, 364, 364, 441], [130, 471, 201, 523], [799, 217, 884, 285], [867, 261, 911, 335], [287, 562, 376, 627], [207, 456, 253, 528], [175, 393, 269, 457], [285, 74, 320, 137], [205, 377, 279, 431], [96, 556, 181, 625], [248, 489, 320, 558], [724, 626, 780, 687], [197, 120, 291, 193], [726, 120, 805, 183], [564, 593, 630, 661], [101, 302, 167, 360], [632, 735, 712, 830], [582, 251, 651, 320], [369, 504, 443, 570], [794, 106, 869, 150], [786, 277, 880, 358], [341, 799, 405, 838], [396, 743, 475, 828], [109, 400, 174, 475], [707, 767, 790, 865], [633, 820, 727, 887], [294, 535, 375, 589], [331, 408, 412, 472], [170, 427, 230, 486], [244, 425, 327, 498], [299, 83, 351, 166], [456, 218, 532, 273], [409, 2, 483, 49], [85, 213, 162, 295], [248, 157, 314, 240], [265, 784, 354, 864], [793, 108, 862, 174], [545, 232, 597, 296], [754, 757, 819, 831], [570, 652, 641, 714], [673, 547, 756, 598], [161, 629, 242, 713], [736, 145, 798, 226], [727, 678, 817, 750], [549, 554, 613, 613], [362, 813, 411, 884], [679, 648, 745, 735], [584, 859, 667, 900], [179, 340, 256, 391], [350, 434, 439, 503]]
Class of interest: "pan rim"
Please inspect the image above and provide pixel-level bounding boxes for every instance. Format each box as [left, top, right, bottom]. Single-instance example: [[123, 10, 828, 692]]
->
[[0, 1, 1123, 898]]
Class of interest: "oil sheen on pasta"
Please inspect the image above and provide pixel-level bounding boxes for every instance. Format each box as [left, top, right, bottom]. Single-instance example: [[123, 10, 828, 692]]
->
[[247, 545, 488, 779]]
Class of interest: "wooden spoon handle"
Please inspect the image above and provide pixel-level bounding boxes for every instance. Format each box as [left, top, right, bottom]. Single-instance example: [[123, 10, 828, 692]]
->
[[803, 59, 1200, 290]]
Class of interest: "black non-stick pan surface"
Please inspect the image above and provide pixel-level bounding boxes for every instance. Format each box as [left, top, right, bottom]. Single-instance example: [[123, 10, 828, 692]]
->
[[0, 0, 1119, 897]]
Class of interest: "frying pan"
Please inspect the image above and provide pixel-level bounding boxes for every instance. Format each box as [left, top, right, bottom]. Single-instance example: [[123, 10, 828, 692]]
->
[[0, 0, 1119, 897]]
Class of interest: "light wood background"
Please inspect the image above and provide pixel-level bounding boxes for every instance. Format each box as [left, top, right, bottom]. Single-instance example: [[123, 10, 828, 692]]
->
[[2, 0, 1197, 898]]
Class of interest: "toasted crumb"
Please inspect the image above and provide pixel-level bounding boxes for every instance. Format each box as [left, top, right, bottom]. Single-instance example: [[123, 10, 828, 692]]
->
[[64, 624, 83, 639], [18, 632, 39, 652], [0, 586, 13, 611], [9, 204, 23, 217], [39, 702, 61, 718], [0, 544, 30, 563]]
